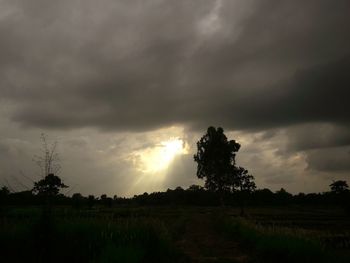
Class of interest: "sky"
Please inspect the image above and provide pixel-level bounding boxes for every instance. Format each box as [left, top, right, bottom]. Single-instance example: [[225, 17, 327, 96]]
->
[[0, 0, 349, 197]]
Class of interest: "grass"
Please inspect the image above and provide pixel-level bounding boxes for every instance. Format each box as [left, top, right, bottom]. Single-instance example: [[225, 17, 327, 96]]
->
[[0, 207, 183, 263], [219, 216, 350, 263], [1, 205, 350, 262]]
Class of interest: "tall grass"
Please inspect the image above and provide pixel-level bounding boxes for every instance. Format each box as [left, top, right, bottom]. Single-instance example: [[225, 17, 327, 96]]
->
[[0, 211, 182, 263]]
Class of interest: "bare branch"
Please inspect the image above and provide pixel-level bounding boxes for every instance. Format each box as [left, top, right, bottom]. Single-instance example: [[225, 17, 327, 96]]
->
[[19, 170, 35, 183], [33, 133, 61, 177], [12, 175, 30, 191], [4, 178, 16, 193], [65, 183, 78, 196]]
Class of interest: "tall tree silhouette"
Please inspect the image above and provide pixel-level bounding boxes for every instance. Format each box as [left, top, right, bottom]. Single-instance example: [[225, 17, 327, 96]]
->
[[194, 127, 255, 204]]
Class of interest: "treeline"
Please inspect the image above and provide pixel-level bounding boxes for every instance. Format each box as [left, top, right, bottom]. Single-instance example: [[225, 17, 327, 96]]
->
[[132, 187, 350, 207], [1, 185, 349, 209]]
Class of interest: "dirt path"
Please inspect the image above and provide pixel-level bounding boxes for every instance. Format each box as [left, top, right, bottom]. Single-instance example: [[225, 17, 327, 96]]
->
[[176, 212, 251, 263]]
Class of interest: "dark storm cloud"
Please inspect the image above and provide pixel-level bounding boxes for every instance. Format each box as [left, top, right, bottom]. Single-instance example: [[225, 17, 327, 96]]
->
[[280, 123, 350, 174], [306, 147, 350, 172], [0, 0, 349, 133], [229, 56, 350, 130], [285, 124, 350, 152]]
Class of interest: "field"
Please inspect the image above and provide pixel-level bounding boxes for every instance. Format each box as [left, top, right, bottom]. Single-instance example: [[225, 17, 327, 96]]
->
[[1, 205, 350, 262]]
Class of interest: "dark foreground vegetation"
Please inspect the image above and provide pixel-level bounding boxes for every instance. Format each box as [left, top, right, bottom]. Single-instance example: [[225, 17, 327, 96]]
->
[[1, 186, 350, 263], [0, 206, 181, 263]]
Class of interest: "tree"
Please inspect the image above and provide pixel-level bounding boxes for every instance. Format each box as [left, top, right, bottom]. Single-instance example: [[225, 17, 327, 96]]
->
[[187, 185, 204, 192], [194, 126, 256, 204], [234, 166, 256, 215], [87, 195, 95, 209], [236, 167, 256, 193], [32, 173, 68, 196], [0, 186, 10, 207], [31, 134, 68, 198], [194, 127, 240, 192], [275, 188, 292, 204], [0, 186, 10, 196], [72, 193, 84, 209], [330, 180, 349, 194], [100, 194, 112, 207]]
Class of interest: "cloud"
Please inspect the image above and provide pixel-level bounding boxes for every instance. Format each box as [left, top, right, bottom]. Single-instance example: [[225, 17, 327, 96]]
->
[[285, 124, 350, 152], [280, 123, 350, 174], [0, 0, 350, 195], [0, 0, 348, 133], [163, 153, 198, 190], [305, 146, 350, 173]]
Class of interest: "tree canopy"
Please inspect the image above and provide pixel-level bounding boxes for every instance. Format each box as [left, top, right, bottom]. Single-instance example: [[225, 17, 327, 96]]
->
[[194, 126, 255, 193], [330, 180, 349, 194], [32, 173, 68, 196]]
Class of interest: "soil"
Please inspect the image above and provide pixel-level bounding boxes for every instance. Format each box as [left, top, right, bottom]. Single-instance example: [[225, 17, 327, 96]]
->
[[176, 211, 252, 263]]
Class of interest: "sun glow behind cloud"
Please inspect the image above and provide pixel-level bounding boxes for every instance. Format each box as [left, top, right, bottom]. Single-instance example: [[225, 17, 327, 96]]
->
[[122, 126, 194, 196], [135, 138, 188, 174]]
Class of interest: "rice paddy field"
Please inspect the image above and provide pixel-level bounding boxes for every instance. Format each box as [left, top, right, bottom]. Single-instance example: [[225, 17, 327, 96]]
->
[[1, 205, 350, 262]]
